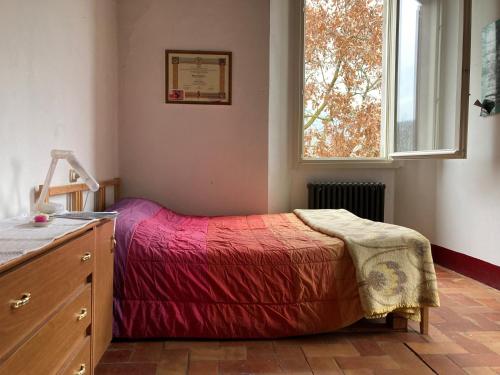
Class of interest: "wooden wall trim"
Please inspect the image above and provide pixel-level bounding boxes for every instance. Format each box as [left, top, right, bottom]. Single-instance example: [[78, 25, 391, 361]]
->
[[431, 244, 500, 290]]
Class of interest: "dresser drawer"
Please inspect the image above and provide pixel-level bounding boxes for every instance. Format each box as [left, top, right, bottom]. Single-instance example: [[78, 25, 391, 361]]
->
[[58, 337, 91, 375], [0, 285, 92, 375], [0, 230, 94, 360]]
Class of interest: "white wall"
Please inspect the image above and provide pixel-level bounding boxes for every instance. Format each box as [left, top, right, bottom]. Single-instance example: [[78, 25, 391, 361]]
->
[[118, 0, 270, 216], [395, 0, 500, 266], [268, 0, 294, 213], [394, 160, 437, 239], [0, 0, 119, 219]]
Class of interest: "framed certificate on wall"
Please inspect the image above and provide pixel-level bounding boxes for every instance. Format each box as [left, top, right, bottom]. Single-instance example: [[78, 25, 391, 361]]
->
[[165, 50, 232, 105]]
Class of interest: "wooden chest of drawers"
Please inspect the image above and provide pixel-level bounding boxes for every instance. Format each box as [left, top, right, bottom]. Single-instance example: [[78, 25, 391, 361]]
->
[[0, 219, 114, 375]]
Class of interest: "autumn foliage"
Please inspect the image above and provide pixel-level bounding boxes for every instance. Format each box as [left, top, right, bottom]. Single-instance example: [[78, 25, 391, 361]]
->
[[303, 0, 384, 158]]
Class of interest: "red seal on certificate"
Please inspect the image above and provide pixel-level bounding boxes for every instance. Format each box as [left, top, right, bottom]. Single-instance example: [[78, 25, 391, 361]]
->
[[168, 89, 185, 101]]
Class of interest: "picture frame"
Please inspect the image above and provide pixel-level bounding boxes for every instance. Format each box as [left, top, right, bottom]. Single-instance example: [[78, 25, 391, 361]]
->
[[480, 19, 500, 117], [165, 50, 232, 105]]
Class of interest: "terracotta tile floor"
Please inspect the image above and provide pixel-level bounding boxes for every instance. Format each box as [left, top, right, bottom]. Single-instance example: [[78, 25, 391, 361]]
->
[[96, 266, 500, 374]]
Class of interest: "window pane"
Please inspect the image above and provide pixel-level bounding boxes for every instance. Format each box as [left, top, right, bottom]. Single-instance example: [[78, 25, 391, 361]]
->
[[303, 0, 385, 159], [395, 0, 420, 152], [395, 0, 465, 153]]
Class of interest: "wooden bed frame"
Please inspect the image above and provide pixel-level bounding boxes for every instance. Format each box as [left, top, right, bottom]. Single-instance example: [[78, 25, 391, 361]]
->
[[388, 308, 429, 334], [33, 177, 430, 335], [34, 178, 121, 212]]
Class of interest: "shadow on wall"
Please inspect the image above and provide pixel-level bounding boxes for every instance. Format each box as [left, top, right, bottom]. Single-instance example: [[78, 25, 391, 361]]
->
[[0, 158, 23, 217], [117, 0, 155, 76], [92, 0, 119, 196]]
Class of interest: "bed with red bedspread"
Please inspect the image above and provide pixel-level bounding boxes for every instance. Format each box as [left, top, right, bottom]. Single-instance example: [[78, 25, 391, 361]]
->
[[111, 198, 364, 339]]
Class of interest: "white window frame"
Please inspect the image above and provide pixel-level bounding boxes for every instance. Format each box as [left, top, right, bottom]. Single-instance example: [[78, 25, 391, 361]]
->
[[297, 0, 471, 165], [390, 0, 471, 160]]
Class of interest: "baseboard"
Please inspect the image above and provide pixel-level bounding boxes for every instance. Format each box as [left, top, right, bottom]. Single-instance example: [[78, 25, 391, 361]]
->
[[431, 244, 500, 290]]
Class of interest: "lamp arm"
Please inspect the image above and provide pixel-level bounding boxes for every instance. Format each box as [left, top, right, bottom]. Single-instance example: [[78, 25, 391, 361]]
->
[[34, 150, 99, 214], [65, 154, 99, 192], [35, 157, 59, 212]]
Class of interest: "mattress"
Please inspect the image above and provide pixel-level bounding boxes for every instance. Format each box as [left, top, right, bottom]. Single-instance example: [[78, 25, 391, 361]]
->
[[111, 198, 364, 339]]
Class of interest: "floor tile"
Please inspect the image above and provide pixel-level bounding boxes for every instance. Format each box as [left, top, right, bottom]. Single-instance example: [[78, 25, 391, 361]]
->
[[462, 331, 500, 343], [278, 355, 312, 373], [165, 340, 220, 349], [463, 367, 498, 375], [306, 357, 342, 374], [448, 354, 500, 368], [99, 349, 133, 364], [420, 354, 467, 374], [406, 341, 468, 354], [335, 355, 399, 370], [485, 342, 500, 355], [219, 358, 282, 374], [223, 346, 248, 360], [342, 370, 374, 375], [247, 345, 277, 360], [190, 347, 226, 361], [187, 360, 218, 375], [95, 363, 157, 375], [349, 338, 385, 356], [378, 342, 433, 374], [157, 349, 189, 375], [274, 345, 306, 359], [160, 348, 189, 362], [157, 356, 188, 374], [302, 342, 359, 358], [129, 346, 162, 362]]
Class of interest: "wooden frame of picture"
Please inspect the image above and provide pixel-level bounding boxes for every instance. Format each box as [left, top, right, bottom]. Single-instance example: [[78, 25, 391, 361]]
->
[[165, 50, 232, 105]]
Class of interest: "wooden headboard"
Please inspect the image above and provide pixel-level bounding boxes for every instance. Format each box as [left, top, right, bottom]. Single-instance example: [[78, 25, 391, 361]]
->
[[34, 178, 121, 212]]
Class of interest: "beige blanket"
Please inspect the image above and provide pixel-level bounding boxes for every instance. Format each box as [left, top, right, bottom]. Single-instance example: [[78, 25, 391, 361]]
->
[[294, 209, 440, 321]]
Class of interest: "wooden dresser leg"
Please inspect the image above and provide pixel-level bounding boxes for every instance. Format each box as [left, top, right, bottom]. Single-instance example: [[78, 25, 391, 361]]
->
[[420, 307, 429, 335]]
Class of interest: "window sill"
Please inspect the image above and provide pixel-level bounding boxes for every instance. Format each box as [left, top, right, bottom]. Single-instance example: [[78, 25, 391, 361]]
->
[[297, 158, 402, 169]]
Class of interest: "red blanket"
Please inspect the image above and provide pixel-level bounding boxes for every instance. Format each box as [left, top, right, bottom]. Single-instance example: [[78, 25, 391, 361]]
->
[[112, 198, 363, 338]]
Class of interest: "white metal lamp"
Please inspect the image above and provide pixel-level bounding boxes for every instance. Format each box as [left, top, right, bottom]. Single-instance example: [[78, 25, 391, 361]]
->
[[35, 150, 99, 214]]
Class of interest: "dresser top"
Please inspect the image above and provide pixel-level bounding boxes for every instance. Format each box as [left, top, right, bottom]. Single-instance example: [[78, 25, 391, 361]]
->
[[0, 218, 106, 274]]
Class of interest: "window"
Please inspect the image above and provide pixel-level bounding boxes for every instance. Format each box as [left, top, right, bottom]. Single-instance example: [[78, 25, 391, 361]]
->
[[300, 0, 471, 162]]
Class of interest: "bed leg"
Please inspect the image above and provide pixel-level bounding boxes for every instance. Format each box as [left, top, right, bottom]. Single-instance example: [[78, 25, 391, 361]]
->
[[387, 313, 408, 331], [420, 307, 429, 335]]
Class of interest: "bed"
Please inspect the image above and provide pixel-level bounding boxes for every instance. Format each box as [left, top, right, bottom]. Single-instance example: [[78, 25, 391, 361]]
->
[[36, 180, 435, 339], [110, 198, 366, 339]]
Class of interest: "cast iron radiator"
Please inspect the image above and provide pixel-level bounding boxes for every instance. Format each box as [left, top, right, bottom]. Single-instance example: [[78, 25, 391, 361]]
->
[[307, 182, 386, 222]]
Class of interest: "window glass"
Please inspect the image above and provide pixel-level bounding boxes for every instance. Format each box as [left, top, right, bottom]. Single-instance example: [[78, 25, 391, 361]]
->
[[303, 0, 385, 159], [395, 0, 466, 153]]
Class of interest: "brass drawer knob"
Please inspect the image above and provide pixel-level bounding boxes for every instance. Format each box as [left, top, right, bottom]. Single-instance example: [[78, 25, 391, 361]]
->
[[80, 252, 92, 262], [11, 293, 31, 309], [76, 308, 88, 321], [74, 364, 86, 375]]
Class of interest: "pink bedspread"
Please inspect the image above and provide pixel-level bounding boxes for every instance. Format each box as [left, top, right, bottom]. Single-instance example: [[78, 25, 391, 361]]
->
[[111, 198, 363, 339]]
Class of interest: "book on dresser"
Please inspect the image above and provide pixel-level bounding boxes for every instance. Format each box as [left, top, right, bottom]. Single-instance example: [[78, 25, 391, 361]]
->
[[0, 218, 115, 375]]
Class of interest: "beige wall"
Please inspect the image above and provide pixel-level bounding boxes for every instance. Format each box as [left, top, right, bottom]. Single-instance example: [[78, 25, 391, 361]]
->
[[0, 0, 119, 218], [118, 0, 270, 216], [395, 0, 500, 266], [268, 0, 294, 213]]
